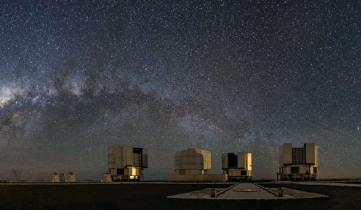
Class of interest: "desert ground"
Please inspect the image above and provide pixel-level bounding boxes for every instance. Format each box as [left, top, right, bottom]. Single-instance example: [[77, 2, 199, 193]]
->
[[0, 182, 360, 209]]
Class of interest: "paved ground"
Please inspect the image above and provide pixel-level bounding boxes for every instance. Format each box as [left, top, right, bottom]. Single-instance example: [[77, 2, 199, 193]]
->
[[168, 183, 327, 200], [167, 187, 229, 199], [267, 187, 328, 199], [218, 183, 282, 200]]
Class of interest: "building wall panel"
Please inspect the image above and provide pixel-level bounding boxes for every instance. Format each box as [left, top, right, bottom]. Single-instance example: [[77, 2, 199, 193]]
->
[[237, 152, 245, 169], [247, 153, 252, 171], [174, 148, 211, 171], [229, 169, 241, 176], [283, 143, 292, 164], [305, 143, 315, 164], [142, 149, 148, 168], [222, 153, 228, 169]]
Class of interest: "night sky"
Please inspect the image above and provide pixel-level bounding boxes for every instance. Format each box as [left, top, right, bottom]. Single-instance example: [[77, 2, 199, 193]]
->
[[0, 0, 360, 180]]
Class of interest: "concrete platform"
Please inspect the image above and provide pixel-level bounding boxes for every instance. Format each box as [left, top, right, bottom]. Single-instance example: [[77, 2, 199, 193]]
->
[[167, 183, 328, 200], [218, 183, 283, 200], [167, 187, 229, 199]]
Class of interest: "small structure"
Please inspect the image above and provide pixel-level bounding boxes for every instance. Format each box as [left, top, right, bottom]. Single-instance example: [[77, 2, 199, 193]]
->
[[169, 148, 227, 182], [66, 172, 76, 182], [108, 145, 148, 181], [101, 172, 112, 183], [51, 173, 60, 182], [278, 143, 318, 181], [59, 173, 66, 182], [222, 152, 252, 181]]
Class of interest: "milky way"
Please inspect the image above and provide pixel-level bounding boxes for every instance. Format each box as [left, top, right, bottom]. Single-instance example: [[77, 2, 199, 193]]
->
[[0, 1, 360, 180]]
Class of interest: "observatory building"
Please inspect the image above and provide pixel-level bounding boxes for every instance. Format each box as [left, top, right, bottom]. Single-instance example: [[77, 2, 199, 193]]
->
[[51, 172, 76, 182], [222, 152, 252, 181], [278, 143, 318, 181], [168, 148, 227, 182], [108, 145, 148, 181], [101, 172, 112, 183], [51, 173, 60, 182], [66, 172, 76, 182]]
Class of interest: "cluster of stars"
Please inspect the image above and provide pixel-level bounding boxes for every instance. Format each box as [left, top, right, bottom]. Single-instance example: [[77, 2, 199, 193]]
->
[[0, 0, 360, 180]]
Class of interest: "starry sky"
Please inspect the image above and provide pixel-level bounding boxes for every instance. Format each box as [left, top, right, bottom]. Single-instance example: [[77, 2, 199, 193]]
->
[[0, 0, 360, 180]]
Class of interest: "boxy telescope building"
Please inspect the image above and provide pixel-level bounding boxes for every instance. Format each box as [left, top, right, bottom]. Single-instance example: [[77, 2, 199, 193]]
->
[[168, 148, 227, 182], [222, 152, 252, 181], [108, 145, 148, 181], [278, 143, 318, 181]]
